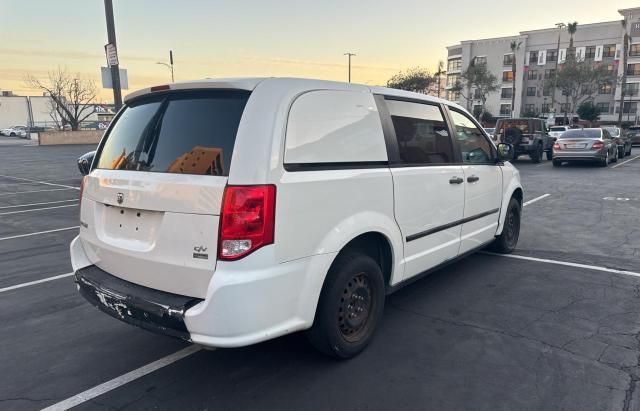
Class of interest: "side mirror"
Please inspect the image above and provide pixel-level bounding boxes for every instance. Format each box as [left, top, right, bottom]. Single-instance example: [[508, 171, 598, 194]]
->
[[77, 151, 96, 176], [496, 143, 514, 162]]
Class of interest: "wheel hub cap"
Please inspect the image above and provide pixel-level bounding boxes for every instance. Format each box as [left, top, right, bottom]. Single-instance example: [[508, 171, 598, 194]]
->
[[338, 273, 372, 340]]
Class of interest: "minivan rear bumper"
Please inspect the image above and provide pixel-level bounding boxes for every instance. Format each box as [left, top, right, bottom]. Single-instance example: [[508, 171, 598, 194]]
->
[[76, 265, 203, 341]]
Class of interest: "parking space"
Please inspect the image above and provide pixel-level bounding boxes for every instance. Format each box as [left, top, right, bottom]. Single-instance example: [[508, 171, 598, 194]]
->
[[1, 142, 639, 410]]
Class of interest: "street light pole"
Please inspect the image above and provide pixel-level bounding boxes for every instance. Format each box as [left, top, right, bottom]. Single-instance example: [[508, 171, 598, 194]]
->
[[344, 52, 356, 83], [104, 0, 122, 111], [551, 22, 565, 119], [156, 50, 175, 82]]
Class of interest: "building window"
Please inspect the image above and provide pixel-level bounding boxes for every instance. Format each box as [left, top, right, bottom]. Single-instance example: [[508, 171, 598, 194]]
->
[[603, 44, 616, 58], [624, 83, 640, 96], [543, 86, 551, 96], [526, 87, 536, 96], [596, 102, 610, 114], [627, 64, 640, 76], [529, 51, 538, 63], [528, 70, 538, 80], [581, 85, 592, 95], [473, 104, 483, 118], [617, 102, 638, 114], [474, 56, 487, 66], [501, 88, 513, 99], [630, 44, 640, 57], [502, 71, 514, 82], [524, 104, 536, 113], [547, 50, 558, 62], [473, 88, 482, 99], [544, 69, 556, 80], [446, 74, 460, 88], [448, 58, 462, 72], [560, 103, 570, 113], [542, 103, 551, 113], [503, 54, 514, 66], [499, 104, 511, 116], [585, 46, 597, 59], [447, 90, 460, 101], [599, 83, 613, 94], [606, 64, 615, 75]]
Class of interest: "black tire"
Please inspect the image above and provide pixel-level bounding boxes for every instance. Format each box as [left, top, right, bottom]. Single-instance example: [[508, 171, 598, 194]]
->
[[599, 151, 609, 167], [9, 132, 15, 137], [617, 147, 624, 159], [489, 197, 521, 254], [546, 150, 553, 161], [612, 149, 618, 163], [307, 252, 385, 359], [552, 159, 561, 167], [530, 143, 543, 164]]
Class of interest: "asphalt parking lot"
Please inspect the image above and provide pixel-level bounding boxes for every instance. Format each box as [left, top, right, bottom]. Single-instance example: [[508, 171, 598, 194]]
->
[[1, 137, 640, 411]]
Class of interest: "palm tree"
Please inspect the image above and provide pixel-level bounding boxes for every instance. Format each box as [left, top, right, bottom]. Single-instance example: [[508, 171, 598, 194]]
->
[[510, 40, 522, 117], [435, 60, 446, 98], [618, 18, 630, 126], [567, 22, 578, 60]]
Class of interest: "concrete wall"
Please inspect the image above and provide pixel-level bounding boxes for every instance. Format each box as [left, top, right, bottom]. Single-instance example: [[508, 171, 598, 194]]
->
[[0, 96, 29, 129], [39, 130, 103, 145]]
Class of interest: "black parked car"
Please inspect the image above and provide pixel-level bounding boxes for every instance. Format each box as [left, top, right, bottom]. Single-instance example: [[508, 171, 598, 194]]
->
[[494, 118, 553, 163]]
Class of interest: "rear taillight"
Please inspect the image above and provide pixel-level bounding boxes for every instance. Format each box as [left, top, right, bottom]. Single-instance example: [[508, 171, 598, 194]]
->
[[218, 185, 276, 260], [553, 143, 561, 150], [79, 176, 87, 212], [591, 141, 604, 150]]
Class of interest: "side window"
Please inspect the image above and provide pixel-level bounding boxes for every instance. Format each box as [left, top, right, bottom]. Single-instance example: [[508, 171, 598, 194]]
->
[[284, 90, 387, 165], [386, 99, 454, 165], [449, 109, 495, 164]]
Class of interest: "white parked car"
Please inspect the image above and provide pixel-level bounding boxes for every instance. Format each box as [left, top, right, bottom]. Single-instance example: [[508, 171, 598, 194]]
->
[[548, 126, 569, 140], [71, 78, 523, 358], [0, 125, 27, 137]]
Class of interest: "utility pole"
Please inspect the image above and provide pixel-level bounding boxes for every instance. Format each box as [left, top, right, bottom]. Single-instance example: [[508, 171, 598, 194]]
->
[[104, 0, 122, 111], [344, 52, 356, 83], [551, 22, 565, 120]]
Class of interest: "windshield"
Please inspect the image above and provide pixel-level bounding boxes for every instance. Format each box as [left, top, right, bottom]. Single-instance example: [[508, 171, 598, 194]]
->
[[496, 120, 529, 134], [559, 129, 601, 139], [96, 90, 250, 176], [550, 127, 566, 132]]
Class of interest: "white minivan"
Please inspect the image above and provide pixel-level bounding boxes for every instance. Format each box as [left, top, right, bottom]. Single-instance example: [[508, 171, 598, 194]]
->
[[71, 78, 523, 358]]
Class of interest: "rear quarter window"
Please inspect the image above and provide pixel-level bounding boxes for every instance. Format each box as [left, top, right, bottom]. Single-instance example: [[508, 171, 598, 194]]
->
[[284, 90, 387, 164], [96, 90, 250, 176]]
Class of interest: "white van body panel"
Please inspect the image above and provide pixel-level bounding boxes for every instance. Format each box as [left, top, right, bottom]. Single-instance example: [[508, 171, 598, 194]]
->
[[496, 161, 522, 235]]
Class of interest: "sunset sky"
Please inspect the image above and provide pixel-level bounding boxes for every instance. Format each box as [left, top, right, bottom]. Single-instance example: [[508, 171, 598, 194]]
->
[[1, 0, 638, 102]]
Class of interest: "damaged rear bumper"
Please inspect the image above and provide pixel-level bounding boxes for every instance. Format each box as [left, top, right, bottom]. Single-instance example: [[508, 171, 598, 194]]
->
[[75, 265, 203, 341]]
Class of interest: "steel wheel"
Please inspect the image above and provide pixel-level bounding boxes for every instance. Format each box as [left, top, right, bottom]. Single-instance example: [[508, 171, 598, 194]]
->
[[504, 204, 520, 249], [338, 272, 373, 342]]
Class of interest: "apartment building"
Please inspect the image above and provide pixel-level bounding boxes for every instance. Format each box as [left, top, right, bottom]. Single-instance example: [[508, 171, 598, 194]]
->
[[446, 7, 640, 124]]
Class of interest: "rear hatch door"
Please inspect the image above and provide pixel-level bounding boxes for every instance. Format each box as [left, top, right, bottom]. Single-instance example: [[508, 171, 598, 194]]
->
[[80, 89, 250, 298]]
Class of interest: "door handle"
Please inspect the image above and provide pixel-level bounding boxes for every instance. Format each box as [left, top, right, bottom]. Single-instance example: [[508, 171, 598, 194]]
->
[[467, 175, 480, 183], [449, 176, 464, 184]]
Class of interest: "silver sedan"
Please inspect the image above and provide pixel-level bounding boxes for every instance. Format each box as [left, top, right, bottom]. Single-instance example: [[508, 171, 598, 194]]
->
[[552, 128, 617, 167]]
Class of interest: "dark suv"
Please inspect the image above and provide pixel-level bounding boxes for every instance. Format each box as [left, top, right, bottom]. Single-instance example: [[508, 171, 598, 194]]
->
[[494, 118, 553, 163]]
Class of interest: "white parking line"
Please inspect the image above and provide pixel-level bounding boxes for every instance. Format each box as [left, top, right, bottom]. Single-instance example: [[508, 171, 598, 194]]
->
[[0, 188, 75, 196], [0, 199, 78, 209], [0, 174, 79, 190], [42, 345, 203, 411], [0, 226, 79, 241], [483, 252, 640, 278], [523, 193, 550, 207], [0, 204, 78, 216], [0, 272, 74, 293], [611, 155, 640, 169]]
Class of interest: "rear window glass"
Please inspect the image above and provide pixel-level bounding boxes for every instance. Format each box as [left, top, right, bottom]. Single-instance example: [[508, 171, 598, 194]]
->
[[496, 120, 530, 134], [602, 127, 620, 137], [550, 126, 566, 132], [559, 129, 601, 139], [96, 90, 250, 176]]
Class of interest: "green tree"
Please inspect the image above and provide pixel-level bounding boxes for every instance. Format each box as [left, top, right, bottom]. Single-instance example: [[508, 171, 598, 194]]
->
[[577, 101, 601, 126], [434, 60, 446, 98], [618, 18, 630, 127], [451, 60, 499, 121], [555, 59, 609, 125], [567, 22, 578, 59], [510, 40, 522, 118], [386, 67, 434, 93], [480, 110, 494, 125]]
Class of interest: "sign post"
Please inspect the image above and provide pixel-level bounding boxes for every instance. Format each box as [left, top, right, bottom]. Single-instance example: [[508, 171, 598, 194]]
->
[[104, 0, 122, 111]]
